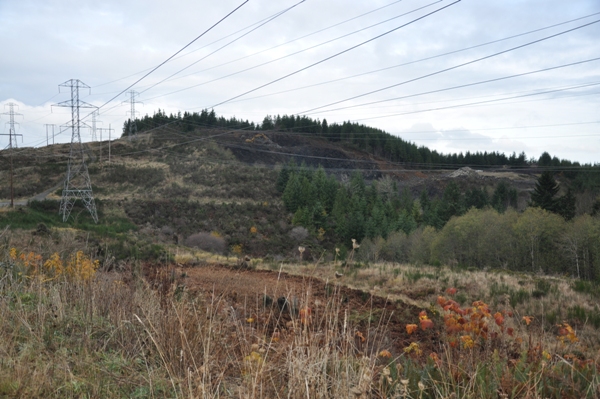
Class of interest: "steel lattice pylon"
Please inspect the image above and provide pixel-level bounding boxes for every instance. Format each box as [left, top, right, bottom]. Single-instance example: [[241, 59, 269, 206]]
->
[[55, 79, 98, 223], [123, 90, 142, 141]]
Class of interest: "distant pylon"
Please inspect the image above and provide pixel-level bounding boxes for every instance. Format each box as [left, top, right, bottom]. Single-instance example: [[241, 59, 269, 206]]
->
[[44, 124, 56, 146], [90, 110, 102, 141], [54, 79, 98, 223], [123, 90, 142, 141], [1, 102, 23, 207]]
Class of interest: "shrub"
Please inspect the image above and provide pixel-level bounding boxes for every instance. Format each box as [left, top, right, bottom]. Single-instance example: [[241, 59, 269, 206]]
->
[[380, 231, 409, 262], [184, 232, 226, 254], [288, 226, 308, 242]]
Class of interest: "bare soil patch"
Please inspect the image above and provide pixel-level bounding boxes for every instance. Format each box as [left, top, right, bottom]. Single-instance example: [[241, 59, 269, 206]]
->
[[143, 263, 433, 357]]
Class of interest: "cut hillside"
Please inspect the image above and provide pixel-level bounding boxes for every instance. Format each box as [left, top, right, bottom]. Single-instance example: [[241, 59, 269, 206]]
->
[[0, 124, 587, 263]]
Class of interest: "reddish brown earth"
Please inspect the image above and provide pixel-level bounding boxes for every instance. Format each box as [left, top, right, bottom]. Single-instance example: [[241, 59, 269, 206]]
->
[[144, 263, 437, 357]]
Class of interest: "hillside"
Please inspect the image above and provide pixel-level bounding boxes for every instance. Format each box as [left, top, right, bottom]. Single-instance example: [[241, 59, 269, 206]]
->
[[2, 118, 599, 263], [2, 122, 600, 398], [0, 122, 548, 259]]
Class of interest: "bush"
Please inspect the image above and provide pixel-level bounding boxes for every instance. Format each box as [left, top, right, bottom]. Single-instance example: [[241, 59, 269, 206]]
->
[[381, 231, 409, 263], [288, 226, 308, 242], [184, 232, 226, 254]]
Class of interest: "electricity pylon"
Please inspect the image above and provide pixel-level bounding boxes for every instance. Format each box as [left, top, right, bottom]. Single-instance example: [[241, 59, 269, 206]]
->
[[90, 110, 101, 141], [44, 124, 56, 146], [1, 102, 23, 207], [123, 90, 142, 141], [54, 79, 98, 223]]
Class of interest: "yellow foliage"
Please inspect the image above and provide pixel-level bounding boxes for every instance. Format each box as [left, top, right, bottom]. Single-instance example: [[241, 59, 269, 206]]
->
[[19, 251, 43, 274], [43, 253, 64, 276], [10, 248, 98, 282], [250, 226, 258, 234], [460, 335, 475, 349], [65, 251, 99, 281], [403, 342, 422, 356], [231, 244, 243, 255], [317, 227, 326, 241], [244, 351, 262, 363], [557, 323, 578, 344], [174, 253, 195, 265]]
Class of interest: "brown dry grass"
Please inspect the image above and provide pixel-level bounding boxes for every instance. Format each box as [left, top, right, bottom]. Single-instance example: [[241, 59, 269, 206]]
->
[[2, 230, 600, 398], [268, 260, 600, 359]]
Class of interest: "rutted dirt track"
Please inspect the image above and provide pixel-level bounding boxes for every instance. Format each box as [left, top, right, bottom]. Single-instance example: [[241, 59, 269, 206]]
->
[[145, 263, 434, 355]]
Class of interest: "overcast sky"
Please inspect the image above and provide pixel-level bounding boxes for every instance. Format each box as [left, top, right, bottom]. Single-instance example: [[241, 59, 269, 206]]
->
[[1, 0, 599, 164]]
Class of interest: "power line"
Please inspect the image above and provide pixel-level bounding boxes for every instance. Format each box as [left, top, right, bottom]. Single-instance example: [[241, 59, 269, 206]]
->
[[138, 0, 307, 96], [10, 82, 597, 156], [352, 82, 600, 122], [220, 11, 600, 106], [89, 0, 250, 118], [208, 0, 462, 108], [5, 112, 599, 174], [139, 0, 445, 103], [316, 80, 600, 115], [298, 18, 600, 115], [8, 74, 599, 162], [148, 0, 442, 93], [294, 57, 600, 115], [92, 0, 322, 89], [70, 1, 251, 135], [189, 0, 408, 74]]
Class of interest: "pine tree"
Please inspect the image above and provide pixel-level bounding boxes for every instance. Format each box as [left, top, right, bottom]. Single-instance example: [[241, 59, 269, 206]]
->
[[491, 182, 518, 213], [276, 160, 296, 193], [282, 173, 302, 213], [530, 171, 577, 220], [557, 188, 576, 221], [465, 187, 489, 210], [419, 189, 431, 212], [530, 171, 560, 212], [438, 181, 465, 223]]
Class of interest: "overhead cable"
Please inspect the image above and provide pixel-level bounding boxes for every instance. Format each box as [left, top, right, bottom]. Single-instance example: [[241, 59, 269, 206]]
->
[[298, 18, 600, 114]]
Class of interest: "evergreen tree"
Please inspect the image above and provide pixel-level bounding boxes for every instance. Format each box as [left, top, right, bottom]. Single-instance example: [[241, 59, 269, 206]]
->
[[557, 188, 576, 221], [332, 187, 351, 239], [349, 171, 366, 197], [438, 181, 465, 223], [491, 181, 518, 213], [592, 198, 600, 217], [530, 171, 577, 220], [399, 187, 414, 213], [276, 160, 296, 193], [530, 171, 560, 212], [292, 206, 312, 227], [419, 189, 431, 213], [299, 176, 314, 211], [395, 210, 417, 234], [282, 173, 302, 213], [538, 152, 552, 167], [322, 175, 339, 213], [465, 187, 489, 210], [261, 115, 274, 130], [423, 201, 445, 229]]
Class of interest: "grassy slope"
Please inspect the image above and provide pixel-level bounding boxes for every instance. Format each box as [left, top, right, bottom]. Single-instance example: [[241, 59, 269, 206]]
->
[[1, 239, 599, 398], [1, 128, 600, 397]]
